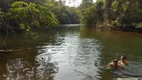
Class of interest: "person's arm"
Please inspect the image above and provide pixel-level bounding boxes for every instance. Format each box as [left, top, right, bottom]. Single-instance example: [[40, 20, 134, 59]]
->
[[106, 63, 112, 69]]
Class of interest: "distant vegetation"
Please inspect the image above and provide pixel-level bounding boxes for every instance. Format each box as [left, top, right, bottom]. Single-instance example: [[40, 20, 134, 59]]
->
[[79, 0, 142, 31]]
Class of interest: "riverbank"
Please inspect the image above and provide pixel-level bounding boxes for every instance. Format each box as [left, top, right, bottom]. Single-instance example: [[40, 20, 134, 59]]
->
[[94, 22, 142, 33]]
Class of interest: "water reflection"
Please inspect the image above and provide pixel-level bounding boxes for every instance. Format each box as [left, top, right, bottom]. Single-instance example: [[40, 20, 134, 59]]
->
[[35, 28, 102, 80], [5, 58, 34, 80], [35, 49, 58, 80], [80, 26, 142, 80], [1, 25, 142, 80], [5, 56, 58, 80], [73, 38, 102, 80]]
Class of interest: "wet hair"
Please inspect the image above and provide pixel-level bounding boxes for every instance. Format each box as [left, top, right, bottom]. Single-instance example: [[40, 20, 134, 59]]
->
[[113, 59, 118, 63], [122, 56, 126, 59], [122, 54, 126, 59]]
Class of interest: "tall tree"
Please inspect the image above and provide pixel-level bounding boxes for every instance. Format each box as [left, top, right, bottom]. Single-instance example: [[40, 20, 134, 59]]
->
[[80, 0, 93, 8], [103, 0, 114, 23]]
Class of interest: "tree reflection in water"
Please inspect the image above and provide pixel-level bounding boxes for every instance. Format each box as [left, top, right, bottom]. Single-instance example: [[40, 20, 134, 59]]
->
[[5, 53, 58, 80], [6, 58, 34, 80]]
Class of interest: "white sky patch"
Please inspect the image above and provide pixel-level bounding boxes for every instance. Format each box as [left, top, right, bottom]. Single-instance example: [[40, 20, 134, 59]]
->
[[66, 0, 96, 7], [56, 0, 96, 7]]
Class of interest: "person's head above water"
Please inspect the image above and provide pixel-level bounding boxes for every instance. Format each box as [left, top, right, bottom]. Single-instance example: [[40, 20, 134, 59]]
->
[[119, 55, 128, 66], [106, 59, 119, 69], [113, 59, 118, 64], [112, 59, 119, 69], [121, 55, 126, 60]]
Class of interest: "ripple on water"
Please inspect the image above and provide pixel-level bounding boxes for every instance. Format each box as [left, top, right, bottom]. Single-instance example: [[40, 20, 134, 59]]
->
[[36, 33, 102, 80], [5, 58, 34, 80], [35, 48, 58, 79], [111, 61, 142, 78]]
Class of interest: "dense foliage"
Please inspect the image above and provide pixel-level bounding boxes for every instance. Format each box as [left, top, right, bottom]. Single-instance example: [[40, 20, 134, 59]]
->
[[79, 0, 104, 26], [79, 0, 142, 30], [0, 0, 79, 35], [1, 0, 142, 32], [0, 1, 59, 36], [52, 1, 79, 24]]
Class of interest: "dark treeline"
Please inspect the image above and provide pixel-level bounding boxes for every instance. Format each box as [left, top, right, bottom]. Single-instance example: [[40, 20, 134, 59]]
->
[[79, 0, 142, 31]]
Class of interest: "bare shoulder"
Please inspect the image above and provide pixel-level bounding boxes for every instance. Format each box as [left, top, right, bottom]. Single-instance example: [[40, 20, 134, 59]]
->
[[118, 61, 121, 64]]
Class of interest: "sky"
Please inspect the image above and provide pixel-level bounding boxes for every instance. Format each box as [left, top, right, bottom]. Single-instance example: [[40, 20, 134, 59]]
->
[[63, 0, 96, 7]]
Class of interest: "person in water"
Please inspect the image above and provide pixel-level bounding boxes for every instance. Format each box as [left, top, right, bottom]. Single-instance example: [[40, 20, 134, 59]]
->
[[106, 59, 120, 70], [118, 55, 128, 67]]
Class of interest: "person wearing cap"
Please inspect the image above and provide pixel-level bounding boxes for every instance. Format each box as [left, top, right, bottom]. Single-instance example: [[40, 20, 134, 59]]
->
[[106, 59, 120, 70], [118, 55, 128, 67]]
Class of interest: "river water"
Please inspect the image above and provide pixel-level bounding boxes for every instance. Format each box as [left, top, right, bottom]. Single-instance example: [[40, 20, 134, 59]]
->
[[0, 24, 142, 80]]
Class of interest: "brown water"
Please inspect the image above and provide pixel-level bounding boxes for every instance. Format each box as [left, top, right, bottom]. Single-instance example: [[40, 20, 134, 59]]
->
[[0, 24, 142, 80]]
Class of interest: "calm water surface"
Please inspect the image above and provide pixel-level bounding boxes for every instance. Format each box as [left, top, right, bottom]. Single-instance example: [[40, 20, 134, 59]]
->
[[0, 24, 142, 80]]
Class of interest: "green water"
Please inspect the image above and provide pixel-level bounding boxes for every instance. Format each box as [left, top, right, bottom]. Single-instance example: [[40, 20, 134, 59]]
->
[[0, 24, 142, 80]]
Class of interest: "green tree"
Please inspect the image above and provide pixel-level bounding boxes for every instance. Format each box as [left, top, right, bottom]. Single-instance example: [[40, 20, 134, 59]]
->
[[0, 1, 58, 37], [81, 0, 93, 8], [51, 0, 79, 24], [103, 0, 114, 23], [79, 0, 104, 26], [79, 0, 142, 29]]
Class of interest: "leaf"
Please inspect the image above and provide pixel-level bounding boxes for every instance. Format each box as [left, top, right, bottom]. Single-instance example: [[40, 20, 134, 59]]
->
[[19, 23, 25, 29]]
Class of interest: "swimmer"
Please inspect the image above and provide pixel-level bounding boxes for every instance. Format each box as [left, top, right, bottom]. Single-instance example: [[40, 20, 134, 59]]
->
[[106, 59, 120, 70], [118, 55, 128, 67]]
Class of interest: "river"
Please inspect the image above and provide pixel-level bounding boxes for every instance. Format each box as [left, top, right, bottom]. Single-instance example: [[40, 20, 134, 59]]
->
[[0, 24, 142, 80]]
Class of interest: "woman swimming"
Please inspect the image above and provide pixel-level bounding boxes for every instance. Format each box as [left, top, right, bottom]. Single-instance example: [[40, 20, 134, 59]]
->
[[118, 55, 128, 67]]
